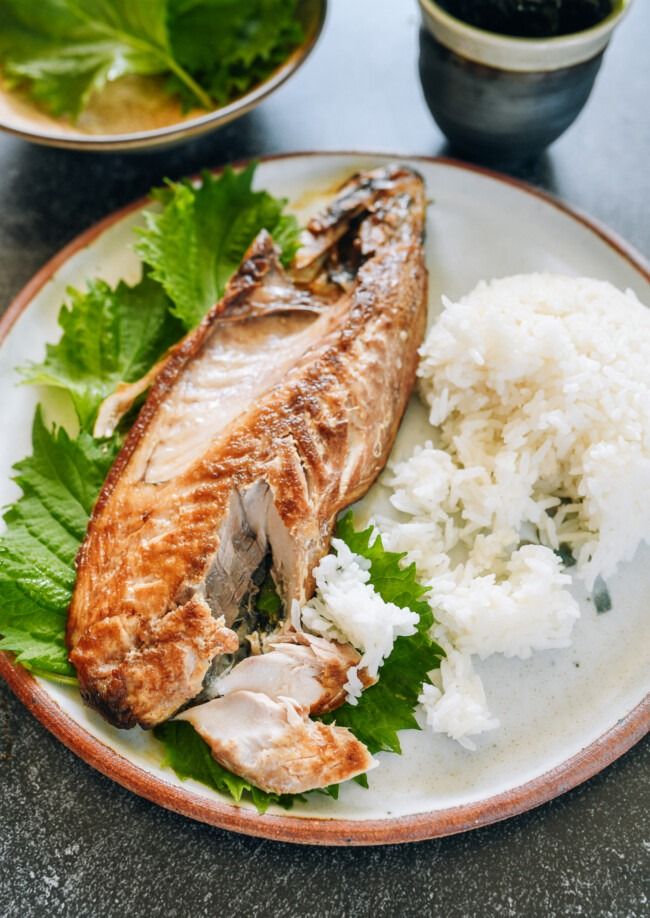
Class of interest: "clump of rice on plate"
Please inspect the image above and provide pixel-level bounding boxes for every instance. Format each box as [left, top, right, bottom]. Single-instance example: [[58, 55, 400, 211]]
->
[[377, 274, 650, 748], [299, 538, 418, 703]]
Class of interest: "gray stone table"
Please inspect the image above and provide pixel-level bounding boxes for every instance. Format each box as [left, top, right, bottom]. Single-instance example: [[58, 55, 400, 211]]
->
[[0, 1, 648, 916]]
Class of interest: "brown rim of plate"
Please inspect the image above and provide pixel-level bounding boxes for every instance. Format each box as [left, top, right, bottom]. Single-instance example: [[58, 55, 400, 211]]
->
[[0, 152, 648, 846], [0, 0, 326, 152]]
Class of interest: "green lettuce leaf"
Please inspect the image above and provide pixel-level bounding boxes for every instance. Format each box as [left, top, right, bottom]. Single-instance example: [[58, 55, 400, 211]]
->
[[20, 273, 183, 431], [319, 514, 444, 755], [136, 163, 300, 329], [0, 407, 120, 678], [0, 0, 213, 119]]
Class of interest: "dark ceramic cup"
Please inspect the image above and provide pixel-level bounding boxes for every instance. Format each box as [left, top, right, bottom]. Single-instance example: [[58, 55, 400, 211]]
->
[[418, 0, 632, 163]]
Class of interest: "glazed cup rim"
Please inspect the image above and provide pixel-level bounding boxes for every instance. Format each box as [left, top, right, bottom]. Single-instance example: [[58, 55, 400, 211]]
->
[[418, 0, 633, 72]]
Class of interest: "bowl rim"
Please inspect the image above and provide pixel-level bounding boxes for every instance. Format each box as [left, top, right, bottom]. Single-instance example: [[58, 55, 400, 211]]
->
[[0, 150, 648, 846], [0, 0, 326, 152], [418, 0, 633, 72]]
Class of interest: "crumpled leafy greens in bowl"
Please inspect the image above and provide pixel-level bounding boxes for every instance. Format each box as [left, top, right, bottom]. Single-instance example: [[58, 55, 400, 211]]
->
[[0, 0, 304, 121]]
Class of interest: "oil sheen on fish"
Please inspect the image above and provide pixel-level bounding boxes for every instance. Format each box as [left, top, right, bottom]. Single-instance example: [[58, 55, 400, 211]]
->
[[67, 166, 428, 757]]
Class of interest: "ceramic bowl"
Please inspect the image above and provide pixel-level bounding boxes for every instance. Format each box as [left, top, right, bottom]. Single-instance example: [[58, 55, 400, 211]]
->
[[418, 0, 633, 163], [0, 0, 325, 152]]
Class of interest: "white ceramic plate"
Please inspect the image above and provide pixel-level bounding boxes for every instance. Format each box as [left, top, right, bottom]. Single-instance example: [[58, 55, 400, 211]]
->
[[1, 153, 648, 845]]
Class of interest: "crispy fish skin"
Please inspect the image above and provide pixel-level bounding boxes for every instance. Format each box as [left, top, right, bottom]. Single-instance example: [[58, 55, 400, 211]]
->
[[67, 165, 427, 730]]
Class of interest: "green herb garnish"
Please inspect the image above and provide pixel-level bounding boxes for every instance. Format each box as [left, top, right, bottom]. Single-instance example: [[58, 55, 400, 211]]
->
[[136, 164, 300, 330], [592, 575, 612, 614], [0, 408, 119, 678], [20, 274, 182, 431], [0, 0, 304, 120]]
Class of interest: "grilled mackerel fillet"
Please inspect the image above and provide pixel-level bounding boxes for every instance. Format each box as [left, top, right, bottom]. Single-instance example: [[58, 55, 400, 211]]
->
[[67, 166, 428, 754]]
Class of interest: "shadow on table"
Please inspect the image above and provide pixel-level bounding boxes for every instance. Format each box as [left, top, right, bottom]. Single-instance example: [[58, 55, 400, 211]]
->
[[434, 139, 559, 194], [1, 109, 265, 240]]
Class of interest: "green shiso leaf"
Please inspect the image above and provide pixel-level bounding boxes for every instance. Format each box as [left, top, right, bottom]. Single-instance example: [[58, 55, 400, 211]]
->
[[19, 273, 183, 432], [136, 163, 300, 330], [0, 0, 212, 119], [0, 407, 120, 678], [0, 0, 303, 119], [167, 0, 304, 109]]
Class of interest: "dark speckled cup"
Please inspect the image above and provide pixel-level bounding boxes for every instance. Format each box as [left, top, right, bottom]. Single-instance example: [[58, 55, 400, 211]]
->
[[418, 0, 632, 164]]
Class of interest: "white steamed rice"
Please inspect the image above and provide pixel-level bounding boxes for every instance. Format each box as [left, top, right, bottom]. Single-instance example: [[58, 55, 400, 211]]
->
[[418, 643, 499, 751], [378, 274, 650, 747], [295, 274, 650, 750], [299, 538, 418, 704]]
